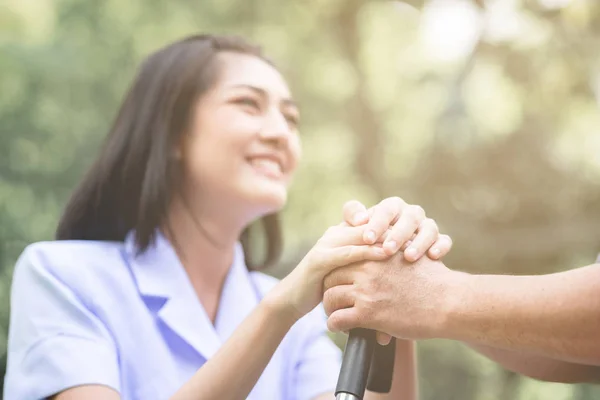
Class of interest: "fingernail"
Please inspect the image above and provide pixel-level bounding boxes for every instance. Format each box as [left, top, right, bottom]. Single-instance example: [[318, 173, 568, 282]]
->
[[431, 248, 441, 257], [405, 247, 418, 259], [384, 240, 398, 252], [353, 211, 368, 225], [365, 230, 376, 243]]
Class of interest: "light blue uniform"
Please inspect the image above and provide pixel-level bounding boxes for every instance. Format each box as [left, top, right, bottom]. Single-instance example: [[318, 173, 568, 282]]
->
[[4, 231, 342, 399]]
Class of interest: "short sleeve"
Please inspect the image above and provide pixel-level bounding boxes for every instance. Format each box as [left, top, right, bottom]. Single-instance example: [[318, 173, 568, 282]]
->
[[4, 245, 121, 400], [291, 304, 342, 400]]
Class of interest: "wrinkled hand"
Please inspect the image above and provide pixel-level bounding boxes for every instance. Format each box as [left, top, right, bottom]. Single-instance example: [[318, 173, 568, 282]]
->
[[322, 252, 455, 341], [272, 223, 392, 322], [342, 197, 453, 261], [338, 197, 453, 344]]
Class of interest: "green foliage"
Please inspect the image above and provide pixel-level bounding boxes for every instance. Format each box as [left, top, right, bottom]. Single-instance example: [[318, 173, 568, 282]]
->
[[2, 0, 600, 398]]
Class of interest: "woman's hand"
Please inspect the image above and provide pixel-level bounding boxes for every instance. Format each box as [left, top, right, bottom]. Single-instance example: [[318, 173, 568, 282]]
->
[[269, 223, 393, 322], [338, 197, 452, 345], [342, 197, 453, 261]]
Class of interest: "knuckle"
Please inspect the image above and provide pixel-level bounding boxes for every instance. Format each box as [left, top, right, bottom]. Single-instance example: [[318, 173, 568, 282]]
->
[[367, 281, 382, 301], [382, 196, 404, 207], [440, 234, 453, 248], [356, 306, 372, 326], [322, 290, 335, 315], [390, 196, 405, 206], [323, 273, 335, 291], [390, 224, 411, 240], [371, 198, 392, 217], [359, 288, 383, 314], [335, 246, 351, 264], [324, 226, 337, 236], [404, 205, 425, 222], [363, 272, 377, 289], [312, 246, 326, 257], [363, 296, 378, 313], [327, 316, 338, 332], [412, 205, 426, 218], [343, 199, 361, 210], [322, 226, 341, 242], [330, 313, 351, 331], [309, 247, 328, 267], [423, 218, 439, 233], [346, 246, 362, 262]]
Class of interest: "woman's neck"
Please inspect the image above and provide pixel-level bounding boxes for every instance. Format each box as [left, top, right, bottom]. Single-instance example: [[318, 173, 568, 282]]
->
[[164, 195, 248, 315]]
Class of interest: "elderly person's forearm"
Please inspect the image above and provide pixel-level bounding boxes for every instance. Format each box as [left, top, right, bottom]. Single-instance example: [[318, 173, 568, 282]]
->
[[438, 265, 600, 365]]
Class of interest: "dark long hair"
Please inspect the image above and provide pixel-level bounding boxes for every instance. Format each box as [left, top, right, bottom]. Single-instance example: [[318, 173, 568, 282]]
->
[[56, 34, 282, 270]]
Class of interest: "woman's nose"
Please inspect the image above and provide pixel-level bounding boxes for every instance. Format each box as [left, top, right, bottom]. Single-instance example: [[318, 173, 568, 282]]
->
[[259, 109, 292, 145]]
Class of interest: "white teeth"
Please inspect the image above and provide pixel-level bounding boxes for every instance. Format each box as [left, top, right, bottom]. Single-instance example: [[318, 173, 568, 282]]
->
[[250, 158, 282, 175]]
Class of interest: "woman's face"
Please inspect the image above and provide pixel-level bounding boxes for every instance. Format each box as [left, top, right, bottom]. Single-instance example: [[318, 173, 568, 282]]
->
[[180, 52, 301, 222]]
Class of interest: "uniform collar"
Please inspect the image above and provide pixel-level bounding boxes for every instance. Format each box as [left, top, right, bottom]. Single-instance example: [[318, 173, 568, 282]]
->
[[125, 230, 260, 360]]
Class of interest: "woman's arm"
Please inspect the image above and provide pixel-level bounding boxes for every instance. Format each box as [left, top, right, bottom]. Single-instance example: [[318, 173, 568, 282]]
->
[[171, 294, 297, 399], [54, 339, 419, 400], [52, 386, 120, 400], [48, 224, 390, 400], [52, 297, 295, 400]]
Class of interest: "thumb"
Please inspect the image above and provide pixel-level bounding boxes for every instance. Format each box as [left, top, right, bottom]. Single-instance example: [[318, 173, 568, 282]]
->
[[343, 200, 369, 227]]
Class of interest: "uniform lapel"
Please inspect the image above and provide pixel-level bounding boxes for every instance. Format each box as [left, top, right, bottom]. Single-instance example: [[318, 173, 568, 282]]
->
[[126, 231, 221, 360], [213, 243, 283, 400], [214, 243, 260, 342]]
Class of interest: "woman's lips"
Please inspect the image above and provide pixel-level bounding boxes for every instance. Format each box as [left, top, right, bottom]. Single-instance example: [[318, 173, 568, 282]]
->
[[247, 157, 284, 179]]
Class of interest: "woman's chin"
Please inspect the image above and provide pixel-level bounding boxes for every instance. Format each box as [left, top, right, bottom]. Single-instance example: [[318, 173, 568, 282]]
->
[[245, 186, 288, 215], [258, 192, 287, 214]]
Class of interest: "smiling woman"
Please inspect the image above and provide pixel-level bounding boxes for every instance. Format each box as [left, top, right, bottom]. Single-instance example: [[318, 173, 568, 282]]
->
[[178, 52, 302, 229], [3, 34, 442, 400]]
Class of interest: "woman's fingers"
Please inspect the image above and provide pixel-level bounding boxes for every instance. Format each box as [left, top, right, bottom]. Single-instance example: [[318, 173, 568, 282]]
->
[[380, 204, 425, 255], [339, 198, 452, 262], [427, 234, 453, 260], [332, 244, 388, 267], [342, 200, 370, 226], [323, 224, 391, 247], [401, 217, 439, 261], [307, 243, 387, 281], [363, 197, 406, 244]]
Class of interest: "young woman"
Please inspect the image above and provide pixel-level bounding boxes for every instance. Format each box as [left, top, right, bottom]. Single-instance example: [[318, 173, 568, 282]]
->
[[4, 34, 451, 400]]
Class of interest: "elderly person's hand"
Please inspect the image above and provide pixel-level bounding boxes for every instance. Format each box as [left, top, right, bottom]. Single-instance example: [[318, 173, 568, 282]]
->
[[323, 251, 456, 342], [330, 197, 453, 344]]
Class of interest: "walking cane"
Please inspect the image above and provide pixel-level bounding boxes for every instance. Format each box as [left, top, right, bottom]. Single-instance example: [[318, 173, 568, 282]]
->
[[335, 329, 396, 400]]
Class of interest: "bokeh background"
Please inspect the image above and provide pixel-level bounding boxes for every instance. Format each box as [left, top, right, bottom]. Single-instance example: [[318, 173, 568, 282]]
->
[[2, 0, 600, 398]]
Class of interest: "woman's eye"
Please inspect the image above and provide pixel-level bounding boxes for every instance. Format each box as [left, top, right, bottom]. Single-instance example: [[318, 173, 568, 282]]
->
[[285, 114, 300, 128], [236, 97, 260, 110]]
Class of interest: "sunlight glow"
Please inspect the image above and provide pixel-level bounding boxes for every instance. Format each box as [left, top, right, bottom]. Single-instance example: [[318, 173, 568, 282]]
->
[[418, 0, 483, 64], [538, 0, 573, 9]]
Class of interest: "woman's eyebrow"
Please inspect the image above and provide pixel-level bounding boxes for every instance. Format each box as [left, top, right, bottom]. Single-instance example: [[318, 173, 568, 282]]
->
[[229, 84, 298, 109]]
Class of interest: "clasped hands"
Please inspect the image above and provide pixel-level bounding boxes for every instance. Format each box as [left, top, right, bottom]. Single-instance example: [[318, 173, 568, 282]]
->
[[322, 197, 455, 344]]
